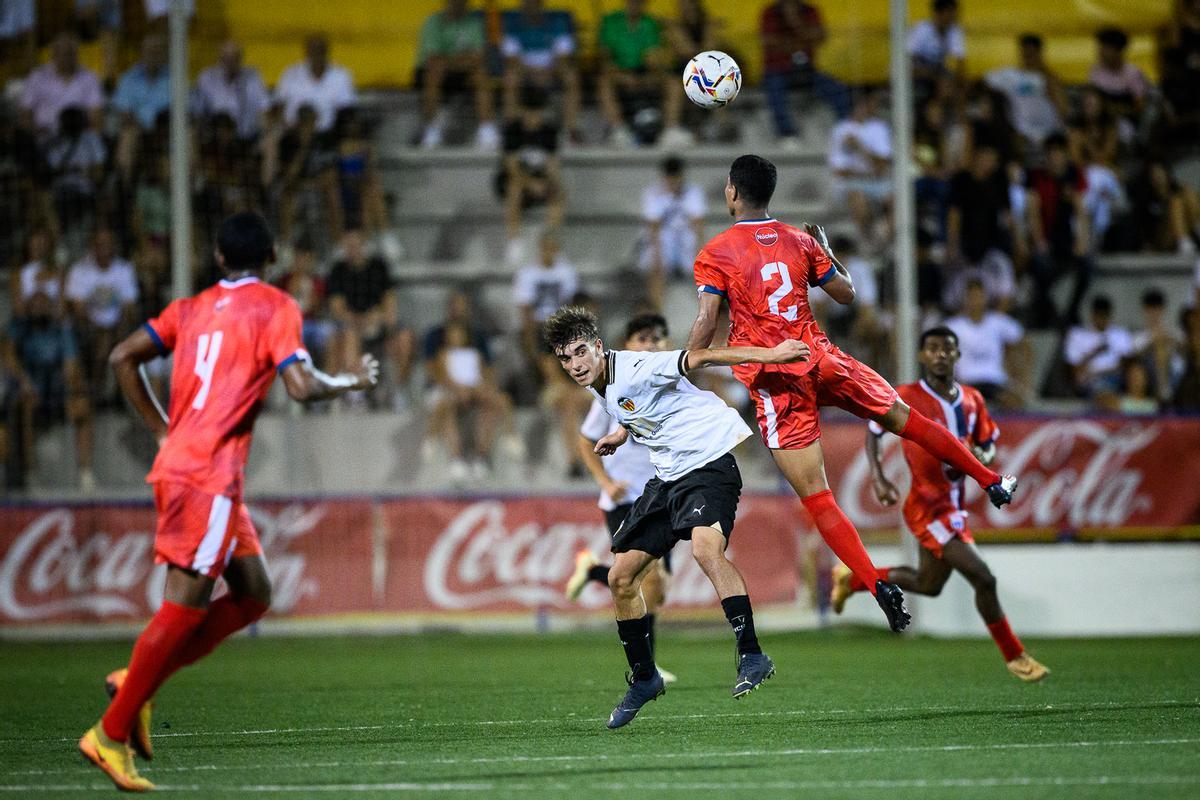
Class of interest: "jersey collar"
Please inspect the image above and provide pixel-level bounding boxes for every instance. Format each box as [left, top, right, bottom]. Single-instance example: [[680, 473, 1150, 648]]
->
[[219, 276, 261, 289], [734, 216, 776, 226], [920, 378, 961, 406]]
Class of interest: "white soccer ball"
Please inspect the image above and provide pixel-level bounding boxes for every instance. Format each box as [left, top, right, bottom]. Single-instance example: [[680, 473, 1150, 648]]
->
[[682, 50, 741, 109]]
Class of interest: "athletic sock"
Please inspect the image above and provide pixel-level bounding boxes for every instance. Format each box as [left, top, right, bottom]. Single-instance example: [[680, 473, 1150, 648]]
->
[[848, 567, 891, 593], [899, 410, 1001, 489], [616, 616, 656, 681], [587, 564, 611, 586], [802, 490, 880, 596], [646, 613, 657, 658], [986, 617, 1025, 661], [155, 594, 269, 690], [102, 601, 206, 742], [720, 595, 762, 656]]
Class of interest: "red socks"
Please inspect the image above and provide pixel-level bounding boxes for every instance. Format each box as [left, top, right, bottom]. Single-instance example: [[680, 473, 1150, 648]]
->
[[802, 490, 880, 596], [899, 410, 1000, 489], [152, 594, 269, 694], [102, 601, 205, 742], [987, 617, 1025, 661], [848, 567, 891, 593]]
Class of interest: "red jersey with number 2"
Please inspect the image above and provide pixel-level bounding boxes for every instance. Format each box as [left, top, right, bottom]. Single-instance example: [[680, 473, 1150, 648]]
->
[[693, 218, 837, 385], [144, 276, 308, 498]]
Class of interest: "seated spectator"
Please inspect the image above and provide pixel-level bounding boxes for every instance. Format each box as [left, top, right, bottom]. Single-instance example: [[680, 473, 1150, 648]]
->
[[597, 0, 685, 148], [193, 40, 271, 141], [73, 0, 122, 87], [1088, 27, 1150, 143], [514, 232, 578, 360], [276, 35, 356, 135], [1173, 307, 1200, 409], [1064, 295, 1133, 410], [113, 34, 170, 131], [958, 84, 1019, 171], [760, 1, 850, 145], [19, 33, 103, 137], [1068, 86, 1119, 168], [274, 104, 337, 247], [1026, 133, 1092, 327], [9, 289, 94, 490], [332, 107, 395, 251], [908, 0, 965, 103], [1118, 358, 1159, 415], [64, 227, 138, 400], [1131, 288, 1184, 403], [428, 321, 514, 482], [499, 86, 564, 264], [829, 91, 892, 248], [639, 156, 705, 304], [133, 154, 170, 248], [276, 240, 335, 369], [10, 227, 64, 320], [44, 107, 108, 240], [326, 230, 413, 404], [0, 0, 35, 83], [417, 0, 499, 150], [945, 278, 1029, 406], [984, 33, 1067, 150], [945, 145, 1018, 310], [1129, 160, 1200, 254], [423, 290, 493, 367], [195, 113, 261, 249], [502, 0, 581, 141], [1160, 0, 1200, 135]]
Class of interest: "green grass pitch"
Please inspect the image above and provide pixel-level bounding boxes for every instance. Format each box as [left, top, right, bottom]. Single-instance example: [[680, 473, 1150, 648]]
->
[[1, 629, 1198, 798]]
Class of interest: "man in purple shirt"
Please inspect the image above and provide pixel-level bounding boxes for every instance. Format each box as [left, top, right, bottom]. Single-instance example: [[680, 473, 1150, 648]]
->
[[20, 33, 104, 136]]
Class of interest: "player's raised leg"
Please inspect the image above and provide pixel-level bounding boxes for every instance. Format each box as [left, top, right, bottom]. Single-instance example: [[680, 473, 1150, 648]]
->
[[939, 539, 1049, 681], [689, 525, 774, 698], [606, 549, 665, 729]]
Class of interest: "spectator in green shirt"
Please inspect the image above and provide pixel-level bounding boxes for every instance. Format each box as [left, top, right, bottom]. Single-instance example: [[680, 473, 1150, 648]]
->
[[597, 0, 686, 147], [418, 0, 500, 150]]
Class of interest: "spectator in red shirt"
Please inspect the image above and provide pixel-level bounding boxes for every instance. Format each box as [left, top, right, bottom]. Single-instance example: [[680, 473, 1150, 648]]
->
[[1025, 133, 1092, 328], [760, 1, 850, 145]]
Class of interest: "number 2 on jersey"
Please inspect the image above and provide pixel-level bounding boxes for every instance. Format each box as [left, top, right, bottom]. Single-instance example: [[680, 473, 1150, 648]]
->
[[193, 332, 224, 410], [761, 262, 798, 321]]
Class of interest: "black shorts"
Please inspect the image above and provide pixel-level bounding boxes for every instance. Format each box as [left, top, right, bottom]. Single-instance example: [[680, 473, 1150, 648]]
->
[[606, 503, 673, 574], [611, 453, 742, 560]]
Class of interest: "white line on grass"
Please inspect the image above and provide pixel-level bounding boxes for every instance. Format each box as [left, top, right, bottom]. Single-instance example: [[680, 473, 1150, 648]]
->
[[7, 737, 1198, 779]]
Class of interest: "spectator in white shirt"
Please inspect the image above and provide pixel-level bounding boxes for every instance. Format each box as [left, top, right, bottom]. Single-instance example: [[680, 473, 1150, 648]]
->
[[945, 279, 1029, 406], [275, 35, 357, 133], [1064, 295, 1134, 409], [639, 156, 705, 304], [19, 33, 104, 136], [829, 91, 892, 247], [514, 232, 578, 348], [65, 228, 139, 396], [984, 34, 1068, 148], [908, 0, 965, 99], [194, 40, 271, 140]]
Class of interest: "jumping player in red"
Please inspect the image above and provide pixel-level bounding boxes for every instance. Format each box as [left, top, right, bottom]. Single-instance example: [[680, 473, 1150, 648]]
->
[[685, 155, 1018, 632], [832, 326, 1048, 681], [79, 213, 378, 792]]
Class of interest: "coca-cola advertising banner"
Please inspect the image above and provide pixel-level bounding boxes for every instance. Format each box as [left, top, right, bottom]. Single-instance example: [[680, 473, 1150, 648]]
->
[[2, 417, 1197, 626]]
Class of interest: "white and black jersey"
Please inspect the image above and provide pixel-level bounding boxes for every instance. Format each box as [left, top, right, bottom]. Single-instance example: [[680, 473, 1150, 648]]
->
[[580, 398, 656, 512], [587, 349, 752, 482]]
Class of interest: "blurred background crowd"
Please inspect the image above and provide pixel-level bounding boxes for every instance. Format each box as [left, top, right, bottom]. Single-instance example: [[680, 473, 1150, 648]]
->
[[1, 0, 1199, 494]]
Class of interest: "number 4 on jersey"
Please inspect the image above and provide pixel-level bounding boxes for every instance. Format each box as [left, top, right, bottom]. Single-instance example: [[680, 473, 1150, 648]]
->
[[761, 261, 798, 321], [192, 332, 224, 410]]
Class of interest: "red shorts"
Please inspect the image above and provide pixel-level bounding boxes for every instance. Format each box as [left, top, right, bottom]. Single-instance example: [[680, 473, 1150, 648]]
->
[[153, 482, 262, 579], [747, 347, 899, 450], [908, 510, 975, 558]]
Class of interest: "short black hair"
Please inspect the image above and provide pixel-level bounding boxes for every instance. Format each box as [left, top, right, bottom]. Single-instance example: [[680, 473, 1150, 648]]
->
[[216, 212, 274, 271], [1019, 33, 1043, 49], [661, 156, 684, 176], [1091, 295, 1114, 314], [624, 313, 668, 342], [1097, 27, 1128, 50], [729, 154, 777, 208], [544, 306, 601, 352], [933, 0, 957, 12], [920, 326, 959, 348], [1142, 288, 1166, 308]]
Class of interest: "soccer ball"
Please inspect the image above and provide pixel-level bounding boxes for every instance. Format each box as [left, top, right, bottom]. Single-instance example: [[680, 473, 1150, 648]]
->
[[682, 51, 741, 109]]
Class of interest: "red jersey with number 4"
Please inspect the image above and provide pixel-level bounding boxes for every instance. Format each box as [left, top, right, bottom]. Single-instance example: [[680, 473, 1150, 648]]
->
[[872, 380, 999, 533], [144, 276, 307, 498], [693, 217, 837, 384]]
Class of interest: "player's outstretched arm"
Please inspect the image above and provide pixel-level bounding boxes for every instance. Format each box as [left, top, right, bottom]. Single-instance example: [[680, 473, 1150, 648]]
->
[[110, 327, 170, 444], [684, 290, 722, 350], [865, 427, 900, 506], [686, 339, 810, 370], [281, 354, 379, 403], [804, 222, 856, 305]]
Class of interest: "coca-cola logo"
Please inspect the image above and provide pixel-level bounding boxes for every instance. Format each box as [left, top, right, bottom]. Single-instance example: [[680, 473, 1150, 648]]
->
[[423, 501, 717, 610]]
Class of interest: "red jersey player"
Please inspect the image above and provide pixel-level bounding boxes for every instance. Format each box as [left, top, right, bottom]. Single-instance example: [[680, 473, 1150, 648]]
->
[[685, 155, 1017, 633], [79, 213, 378, 791], [832, 327, 1048, 681]]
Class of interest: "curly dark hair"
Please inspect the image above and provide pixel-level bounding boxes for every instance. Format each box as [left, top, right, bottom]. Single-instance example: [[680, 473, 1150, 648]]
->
[[543, 306, 601, 352]]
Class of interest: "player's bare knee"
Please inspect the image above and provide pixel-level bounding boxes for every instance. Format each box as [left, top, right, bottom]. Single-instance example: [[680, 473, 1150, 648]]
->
[[607, 568, 638, 599], [971, 569, 997, 594]]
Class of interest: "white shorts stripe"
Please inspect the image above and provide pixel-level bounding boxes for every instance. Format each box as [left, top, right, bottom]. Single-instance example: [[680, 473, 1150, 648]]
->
[[192, 495, 233, 574], [757, 390, 780, 448], [926, 518, 954, 546]]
